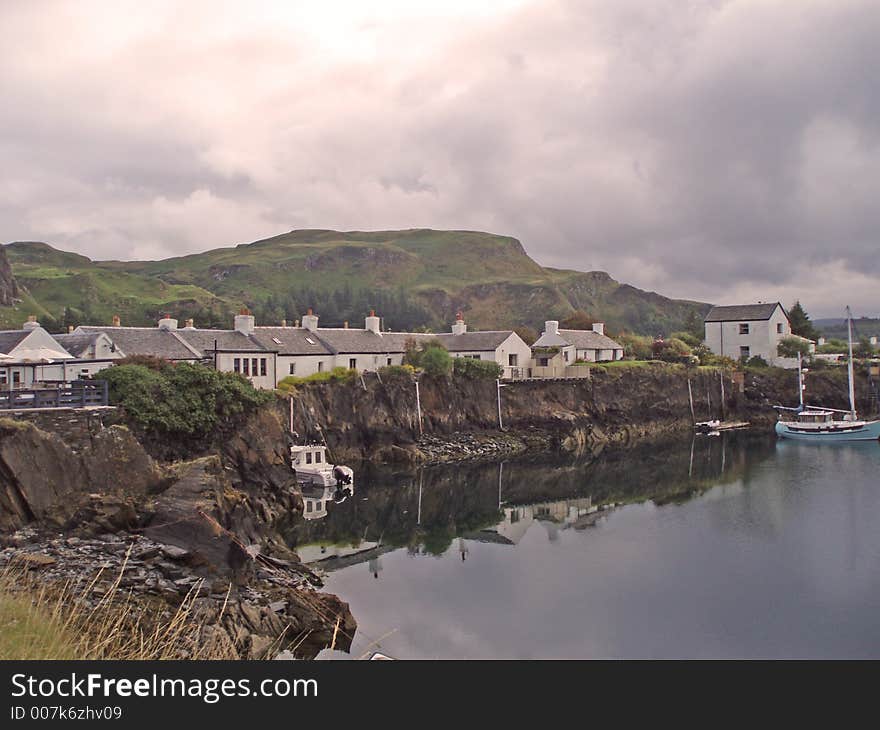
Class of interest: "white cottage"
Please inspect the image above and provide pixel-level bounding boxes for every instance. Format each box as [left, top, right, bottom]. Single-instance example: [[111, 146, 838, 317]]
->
[[434, 313, 532, 379], [703, 302, 793, 366], [0, 317, 75, 386], [530, 320, 624, 378]]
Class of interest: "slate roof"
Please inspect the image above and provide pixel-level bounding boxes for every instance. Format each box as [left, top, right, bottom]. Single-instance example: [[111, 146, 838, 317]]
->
[[53, 332, 105, 358], [76, 326, 202, 360], [176, 329, 270, 355], [704, 303, 784, 322], [434, 331, 513, 352], [532, 328, 623, 350], [0, 330, 32, 355], [313, 329, 420, 354], [251, 327, 334, 356]]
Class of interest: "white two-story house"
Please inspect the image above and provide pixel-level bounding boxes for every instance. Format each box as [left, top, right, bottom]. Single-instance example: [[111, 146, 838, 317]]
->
[[703, 302, 793, 366]]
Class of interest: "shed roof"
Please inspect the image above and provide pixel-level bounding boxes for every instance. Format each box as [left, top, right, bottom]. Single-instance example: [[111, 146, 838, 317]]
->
[[704, 303, 784, 322]]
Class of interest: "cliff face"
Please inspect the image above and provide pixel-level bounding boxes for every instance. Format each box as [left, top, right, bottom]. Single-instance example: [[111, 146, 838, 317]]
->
[[0, 245, 19, 306], [284, 364, 872, 462], [0, 409, 355, 659]]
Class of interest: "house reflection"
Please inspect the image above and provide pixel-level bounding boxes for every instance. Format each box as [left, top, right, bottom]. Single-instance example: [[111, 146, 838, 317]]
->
[[464, 496, 599, 546]]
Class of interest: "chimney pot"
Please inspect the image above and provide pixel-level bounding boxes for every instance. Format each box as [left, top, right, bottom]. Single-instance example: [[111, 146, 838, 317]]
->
[[111, 314, 121, 327], [68, 325, 74, 333], [365, 311, 381, 335], [343, 321, 349, 329], [592, 322, 605, 336]]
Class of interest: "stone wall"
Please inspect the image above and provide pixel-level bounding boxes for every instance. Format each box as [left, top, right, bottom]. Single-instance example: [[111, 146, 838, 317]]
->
[[3, 407, 117, 453]]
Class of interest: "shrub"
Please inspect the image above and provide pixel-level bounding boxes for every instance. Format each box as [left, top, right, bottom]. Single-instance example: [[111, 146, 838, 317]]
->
[[378, 364, 416, 379], [276, 367, 356, 392], [97, 362, 271, 450], [777, 337, 812, 358], [453, 357, 503, 379], [745, 355, 769, 368], [616, 333, 653, 360], [420, 345, 453, 377], [670, 331, 702, 348], [652, 337, 693, 362]]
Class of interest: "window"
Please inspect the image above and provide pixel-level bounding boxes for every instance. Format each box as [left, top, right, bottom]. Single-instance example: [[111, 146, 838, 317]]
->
[[538, 357, 550, 367], [272, 337, 282, 345], [260, 358, 267, 376], [387, 358, 392, 366], [349, 358, 357, 369], [12, 371, 20, 384], [289, 363, 296, 375], [306, 452, 312, 464], [315, 501, 322, 512], [317, 361, 323, 372], [739, 323, 750, 335], [233, 358, 240, 373], [315, 451, 322, 463], [243, 358, 249, 375], [306, 502, 313, 513], [306, 337, 316, 345], [0, 371, 6, 385], [252, 358, 258, 375], [740, 346, 750, 359], [777, 323, 784, 334], [508, 354, 518, 366]]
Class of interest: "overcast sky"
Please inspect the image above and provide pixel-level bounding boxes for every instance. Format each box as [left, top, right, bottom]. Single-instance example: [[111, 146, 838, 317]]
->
[[2, 0, 878, 316]]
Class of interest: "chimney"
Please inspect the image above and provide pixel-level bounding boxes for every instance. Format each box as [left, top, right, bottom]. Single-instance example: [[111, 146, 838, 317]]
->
[[365, 310, 381, 335], [302, 308, 319, 332], [452, 311, 467, 336], [281, 319, 287, 328], [234, 307, 255, 335], [294, 319, 300, 328], [592, 322, 605, 336], [818, 336, 826, 346], [545, 320, 559, 336], [22, 315, 40, 331], [871, 336, 878, 346], [68, 325, 74, 334], [112, 314, 121, 327], [343, 321, 349, 329], [158, 314, 178, 331], [182, 318, 195, 330]]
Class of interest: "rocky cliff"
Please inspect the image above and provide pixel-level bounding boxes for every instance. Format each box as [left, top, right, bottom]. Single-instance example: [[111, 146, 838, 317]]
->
[[0, 245, 19, 306], [284, 364, 873, 463], [0, 410, 354, 659]]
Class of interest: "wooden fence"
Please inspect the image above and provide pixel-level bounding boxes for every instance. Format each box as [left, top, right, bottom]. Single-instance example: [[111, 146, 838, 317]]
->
[[0, 380, 109, 410]]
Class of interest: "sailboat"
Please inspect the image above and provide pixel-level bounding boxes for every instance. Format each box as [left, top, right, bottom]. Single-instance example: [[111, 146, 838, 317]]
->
[[775, 307, 880, 442]]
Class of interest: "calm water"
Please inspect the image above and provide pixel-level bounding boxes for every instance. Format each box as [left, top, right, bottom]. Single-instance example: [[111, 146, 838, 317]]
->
[[289, 434, 880, 658]]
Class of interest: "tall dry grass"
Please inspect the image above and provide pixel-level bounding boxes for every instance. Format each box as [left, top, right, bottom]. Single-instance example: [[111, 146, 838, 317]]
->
[[0, 548, 239, 660]]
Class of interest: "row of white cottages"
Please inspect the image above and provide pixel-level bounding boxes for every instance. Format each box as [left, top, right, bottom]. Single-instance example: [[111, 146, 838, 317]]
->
[[0, 312, 625, 389]]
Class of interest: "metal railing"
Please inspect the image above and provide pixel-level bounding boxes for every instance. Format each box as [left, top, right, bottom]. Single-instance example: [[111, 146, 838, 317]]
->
[[0, 380, 109, 410]]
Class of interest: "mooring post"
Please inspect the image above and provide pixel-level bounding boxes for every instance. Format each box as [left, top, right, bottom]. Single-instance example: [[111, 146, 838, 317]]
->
[[687, 378, 696, 424], [414, 379, 422, 436], [496, 378, 504, 431]]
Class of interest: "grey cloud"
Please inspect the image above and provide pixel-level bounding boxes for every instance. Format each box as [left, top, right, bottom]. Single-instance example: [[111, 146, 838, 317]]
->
[[0, 0, 878, 315]]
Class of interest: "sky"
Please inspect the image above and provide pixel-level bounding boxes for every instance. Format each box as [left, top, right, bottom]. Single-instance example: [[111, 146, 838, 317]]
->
[[1, 0, 878, 317]]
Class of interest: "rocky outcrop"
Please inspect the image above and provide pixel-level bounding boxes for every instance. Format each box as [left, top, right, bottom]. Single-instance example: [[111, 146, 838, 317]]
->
[[0, 407, 354, 659], [0, 245, 19, 306]]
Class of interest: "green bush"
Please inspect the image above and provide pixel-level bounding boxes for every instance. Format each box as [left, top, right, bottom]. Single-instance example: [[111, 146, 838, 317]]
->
[[378, 364, 416, 379], [745, 355, 769, 368], [420, 345, 453, 377], [653, 337, 693, 362], [777, 337, 812, 358], [670, 331, 702, 348], [97, 362, 272, 450], [616, 333, 653, 360], [453, 357, 503, 379], [276, 367, 356, 392]]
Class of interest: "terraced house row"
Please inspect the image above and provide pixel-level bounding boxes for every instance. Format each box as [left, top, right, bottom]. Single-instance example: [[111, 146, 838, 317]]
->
[[0, 310, 626, 389]]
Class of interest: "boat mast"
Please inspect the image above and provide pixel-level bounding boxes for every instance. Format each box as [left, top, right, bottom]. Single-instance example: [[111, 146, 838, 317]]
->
[[846, 306, 857, 418], [797, 351, 804, 409]]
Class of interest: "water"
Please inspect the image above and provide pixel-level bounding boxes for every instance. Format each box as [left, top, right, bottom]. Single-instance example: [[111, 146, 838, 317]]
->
[[289, 433, 880, 658]]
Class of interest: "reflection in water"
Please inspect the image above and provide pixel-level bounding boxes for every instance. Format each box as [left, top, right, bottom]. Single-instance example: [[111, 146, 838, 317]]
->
[[308, 433, 880, 659], [288, 431, 773, 567]]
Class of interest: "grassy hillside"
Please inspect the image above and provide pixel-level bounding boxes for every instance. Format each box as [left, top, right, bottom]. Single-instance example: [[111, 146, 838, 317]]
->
[[814, 317, 880, 341], [2, 230, 710, 335]]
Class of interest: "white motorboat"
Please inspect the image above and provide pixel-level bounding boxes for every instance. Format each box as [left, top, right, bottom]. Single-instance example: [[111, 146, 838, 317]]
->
[[290, 443, 355, 491]]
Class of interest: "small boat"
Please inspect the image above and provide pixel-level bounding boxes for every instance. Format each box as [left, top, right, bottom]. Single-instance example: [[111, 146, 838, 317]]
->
[[290, 443, 355, 490], [695, 419, 721, 434], [775, 307, 880, 442]]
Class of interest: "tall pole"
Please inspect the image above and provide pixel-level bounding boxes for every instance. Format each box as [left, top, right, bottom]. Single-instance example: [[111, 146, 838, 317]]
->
[[797, 351, 804, 409], [496, 379, 504, 431], [687, 378, 696, 424], [414, 379, 422, 436], [846, 306, 857, 418], [719, 370, 725, 421]]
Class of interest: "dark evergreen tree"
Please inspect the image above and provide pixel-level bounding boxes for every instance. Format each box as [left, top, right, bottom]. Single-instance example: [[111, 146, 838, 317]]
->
[[788, 301, 820, 340]]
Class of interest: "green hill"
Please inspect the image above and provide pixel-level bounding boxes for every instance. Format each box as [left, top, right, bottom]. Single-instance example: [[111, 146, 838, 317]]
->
[[1, 229, 710, 335]]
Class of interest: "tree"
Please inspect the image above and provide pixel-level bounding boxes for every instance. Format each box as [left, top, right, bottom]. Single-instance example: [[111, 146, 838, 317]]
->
[[560, 310, 595, 330], [777, 337, 812, 358], [420, 344, 452, 377], [513, 325, 538, 346], [788, 301, 820, 341]]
